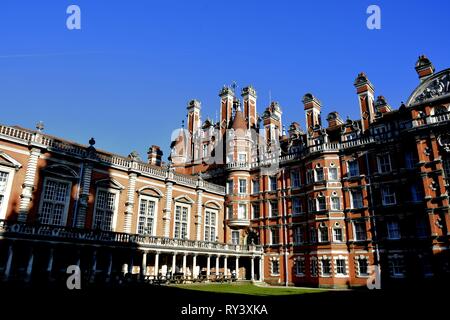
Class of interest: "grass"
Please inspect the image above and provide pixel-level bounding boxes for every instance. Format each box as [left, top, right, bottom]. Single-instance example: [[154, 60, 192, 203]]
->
[[174, 283, 327, 296]]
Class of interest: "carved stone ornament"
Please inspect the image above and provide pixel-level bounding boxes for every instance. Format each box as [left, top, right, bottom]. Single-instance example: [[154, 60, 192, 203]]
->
[[437, 133, 450, 152], [414, 71, 450, 103]]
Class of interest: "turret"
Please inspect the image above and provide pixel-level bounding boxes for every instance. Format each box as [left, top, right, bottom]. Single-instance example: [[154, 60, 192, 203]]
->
[[354, 73, 375, 132]]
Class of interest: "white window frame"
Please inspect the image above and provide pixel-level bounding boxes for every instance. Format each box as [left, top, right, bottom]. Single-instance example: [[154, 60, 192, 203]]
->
[[202, 144, 208, 158], [316, 196, 326, 211], [270, 259, 280, 276], [382, 185, 396, 206], [405, 151, 416, 169], [237, 203, 247, 219], [38, 177, 72, 226], [353, 221, 367, 241], [238, 153, 247, 163], [204, 208, 218, 242], [269, 176, 277, 191], [0, 166, 15, 220], [252, 179, 259, 194], [387, 220, 401, 240], [315, 167, 324, 182], [334, 258, 347, 276], [350, 190, 363, 209], [294, 226, 303, 244], [269, 200, 278, 217], [238, 178, 247, 195], [93, 187, 120, 231], [136, 194, 159, 236], [377, 153, 392, 173], [310, 258, 318, 277], [231, 230, 240, 245], [173, 202, 191, 239], [328, 167, 338, 181], [320, 258, 331, 277], [295, 257, 305, 276], [270, 227, 279, 245], [348, 160, 359, 177], [389, 256, 404, 277], [227, 180, 233, 194], [331, 196, 340, 211], [318, 226, 329, 242], [251, 203, 260, 219], [356, 257, 369, 277], [333, 227, 343, 242], [292, 197, 302, 214], [291, 170, 300, 188]]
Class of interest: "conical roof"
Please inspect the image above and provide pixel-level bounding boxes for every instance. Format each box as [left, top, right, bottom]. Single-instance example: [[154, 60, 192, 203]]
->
[[231, 110, 247, 130]]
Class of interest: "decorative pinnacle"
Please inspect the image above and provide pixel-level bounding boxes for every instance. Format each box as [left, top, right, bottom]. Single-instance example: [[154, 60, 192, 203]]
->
[[89, 137, 96, 146], [36, 121, 44, 132]]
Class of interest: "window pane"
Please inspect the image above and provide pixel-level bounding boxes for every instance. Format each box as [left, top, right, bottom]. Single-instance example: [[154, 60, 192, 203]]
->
[[40, 179, 70, 226]]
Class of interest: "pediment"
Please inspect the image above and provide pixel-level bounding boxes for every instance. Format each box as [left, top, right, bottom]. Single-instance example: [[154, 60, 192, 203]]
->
[[95, 178, 125, 190], [0, 151, 22, 170], [137, 186, 163, 198], [43, 164, 79, 179], [173, 195, 195, 204]]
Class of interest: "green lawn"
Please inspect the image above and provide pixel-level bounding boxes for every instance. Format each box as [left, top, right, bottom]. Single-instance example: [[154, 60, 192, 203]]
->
[[174, 283, 327, 296]]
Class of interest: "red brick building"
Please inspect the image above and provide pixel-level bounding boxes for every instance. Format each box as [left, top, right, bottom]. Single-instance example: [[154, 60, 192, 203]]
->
[[170, 55, 450, 287], [0, 55, 449, 288]]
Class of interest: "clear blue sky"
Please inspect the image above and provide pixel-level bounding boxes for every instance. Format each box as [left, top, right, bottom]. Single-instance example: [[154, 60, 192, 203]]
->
[[1, 0, 449, 160]]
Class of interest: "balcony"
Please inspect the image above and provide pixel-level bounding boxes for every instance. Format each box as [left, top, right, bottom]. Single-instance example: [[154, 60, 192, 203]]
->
[[226, 161, 250, 171], [0, 220, 262, 255], [226, 218, 251, 228]]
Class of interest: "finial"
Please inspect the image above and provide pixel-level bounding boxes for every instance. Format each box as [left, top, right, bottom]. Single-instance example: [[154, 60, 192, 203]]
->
[[88, 137, 95, 146], [181, 120, 185, 129], [36, 121, 44, 133], [231, 81, 237, 93]]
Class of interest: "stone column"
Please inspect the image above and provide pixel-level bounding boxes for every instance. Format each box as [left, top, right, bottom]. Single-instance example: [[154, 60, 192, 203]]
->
[[18, 147, 41, 222], [90, 250, 97, 282], [25, 249, 34, 282], [259, 256, 264, 281], [124, 172, 137, 233], [215, 255, 220, 275], [154, 252, 160, 277], [206, 255, 211, 278], [192, 254, 197, 279], [182, 253, 187, 276], [251, 256, 255, 281], [224, 256, 228, 277], [4, 244, 13, 280], [163, 182, 173, 237], [141, 252, 148, 277], [172, 253, 177, 274], [107, 252, 113, 279], [76, 163, 93, 228], [235, 256, 239, 280], [195, 189, 203, 241], [128, 254, 134, 274], [47, 248, 54, 277]]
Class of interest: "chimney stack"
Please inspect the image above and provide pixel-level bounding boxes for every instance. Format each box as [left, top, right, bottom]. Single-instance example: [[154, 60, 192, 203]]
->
[[326, 111, 344, 127], [415, 55, 435, 82], [148, 145, 163, 166], [354, 72, 375, 132], [302, 93, 322, 129]]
